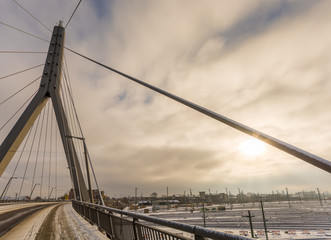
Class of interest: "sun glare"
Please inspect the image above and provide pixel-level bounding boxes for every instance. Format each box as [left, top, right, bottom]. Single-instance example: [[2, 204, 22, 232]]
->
[[239, 138, 266, 157]]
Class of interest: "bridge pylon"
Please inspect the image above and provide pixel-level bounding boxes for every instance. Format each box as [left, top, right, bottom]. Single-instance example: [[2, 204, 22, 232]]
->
[[0, 23, 89, 201]]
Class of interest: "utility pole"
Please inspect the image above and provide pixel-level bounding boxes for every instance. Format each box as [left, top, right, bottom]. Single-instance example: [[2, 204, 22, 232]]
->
[[226, 187, 229, 205], [202, 200, 206, 227], [167, 186, 169, 210], [298, 192, 302, 204], [260, 201, 269, 240], [286, 188, 291, 208], [243, 210, 255, 238], [317, 188, 323, 206]]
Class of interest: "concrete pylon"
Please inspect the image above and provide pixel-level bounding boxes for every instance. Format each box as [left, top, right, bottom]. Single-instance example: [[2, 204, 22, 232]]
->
[[0, 23, 89, 201]]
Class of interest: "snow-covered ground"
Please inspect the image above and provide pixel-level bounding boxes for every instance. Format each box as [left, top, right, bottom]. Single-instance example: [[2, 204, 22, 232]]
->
[[128, 201, 331, 239], [0, 203, 108, 240], [1, 201, 331, 240], [0, 202, 55, 215]]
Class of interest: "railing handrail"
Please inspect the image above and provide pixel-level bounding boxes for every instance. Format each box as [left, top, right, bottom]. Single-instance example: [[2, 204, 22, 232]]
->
[[73, 200, 251, 240]]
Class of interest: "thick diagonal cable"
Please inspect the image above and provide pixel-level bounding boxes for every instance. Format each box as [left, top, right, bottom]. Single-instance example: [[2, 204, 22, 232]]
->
[[0, 64, 43, 81], [66, 47, 331, 174], [0, 76, 41, 106], [0, 21, 48, 42], [0, 90, 37, 132], [12, 0, 52, 33], [65, 0, 82, 28]]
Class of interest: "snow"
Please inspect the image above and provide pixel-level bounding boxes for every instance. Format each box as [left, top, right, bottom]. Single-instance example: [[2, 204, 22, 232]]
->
[[0, 203, 55, 240], [0, 202, 108, 240]]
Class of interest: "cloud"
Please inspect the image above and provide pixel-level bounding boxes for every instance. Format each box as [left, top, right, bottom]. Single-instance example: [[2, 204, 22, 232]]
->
[[1, 0, 331, 197]]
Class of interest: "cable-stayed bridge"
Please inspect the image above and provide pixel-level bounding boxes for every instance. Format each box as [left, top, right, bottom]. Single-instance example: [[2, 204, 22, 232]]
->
[[1, 1, 331, 240]]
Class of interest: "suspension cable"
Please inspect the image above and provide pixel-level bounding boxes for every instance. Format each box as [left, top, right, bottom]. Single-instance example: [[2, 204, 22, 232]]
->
[[0, 90, 37, 132], [40, 101, 50, 199], [18, 119, 40, 198], [65, 0, 82, 29], [65, 47, 331, 174], [62, 67, 86, 181], [0, 21, 48, 42], [0, 64, 43, 81], [0, 51, 47, 54], [0, 76, 41, 106], [30, 106, 47, 198], [55, 118, 58, 199], [48, 105, 53, 199], [3, 125, 34, 199], [63, 52, 104, 203], [11, 0, 52, 33]]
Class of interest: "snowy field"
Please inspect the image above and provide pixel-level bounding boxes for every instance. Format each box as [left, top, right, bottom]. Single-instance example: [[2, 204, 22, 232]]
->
[[130, 200, 331, 239]]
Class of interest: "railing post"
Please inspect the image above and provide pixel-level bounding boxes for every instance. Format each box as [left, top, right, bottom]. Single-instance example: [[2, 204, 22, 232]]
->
[[193, 227, 206, 240], [109, 211, 115, 238], [132, 218, 143, 240]]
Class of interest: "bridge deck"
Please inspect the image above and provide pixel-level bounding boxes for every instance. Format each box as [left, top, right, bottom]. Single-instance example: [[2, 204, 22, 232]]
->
[[0, 202, 107, 240]]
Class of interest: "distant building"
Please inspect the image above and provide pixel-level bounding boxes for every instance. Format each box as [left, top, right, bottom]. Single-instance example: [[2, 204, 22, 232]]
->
[[92, 189, 104, 201]]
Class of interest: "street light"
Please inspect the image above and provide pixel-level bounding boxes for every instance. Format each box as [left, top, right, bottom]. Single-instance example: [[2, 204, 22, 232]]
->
[[48, 187, 56, 200], [29, 183, 40, 200], [0, 176, 17, 200], [65, 135, 93, 204]]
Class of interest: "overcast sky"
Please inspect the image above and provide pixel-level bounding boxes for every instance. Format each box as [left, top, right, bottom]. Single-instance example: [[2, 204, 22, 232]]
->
[[1, 0, 331, 198]]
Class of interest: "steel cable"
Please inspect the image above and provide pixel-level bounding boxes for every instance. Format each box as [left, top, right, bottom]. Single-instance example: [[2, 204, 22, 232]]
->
[[30, 106, 47, 198], [65, 47, 331, 174], [65, 0, 82, 28], [0, 76, 41, 106], [12, 0, 52, 33], [0, 21, 48, 42], [0, 90, 37, 132], [0, 64, 43, 81], [0, 51, 46, 54]]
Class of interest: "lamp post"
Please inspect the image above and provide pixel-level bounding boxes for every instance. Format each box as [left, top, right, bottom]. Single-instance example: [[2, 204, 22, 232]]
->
[[48, 187, 56, 200], [29, 183, 40, 200], [65, 135, 93, 203], [0, 176, 17, 200]]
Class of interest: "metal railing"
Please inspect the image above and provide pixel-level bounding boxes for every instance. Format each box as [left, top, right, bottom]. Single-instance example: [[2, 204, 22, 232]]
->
[[72, 200, 251, 240]]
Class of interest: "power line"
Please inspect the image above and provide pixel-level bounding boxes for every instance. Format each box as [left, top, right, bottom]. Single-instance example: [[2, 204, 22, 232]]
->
[[0, 21, 48, 42], [65, 0, 82, 29], [0, 76, 41, 106], [0, 64, 43, 81], [65, 47, 331, 174]]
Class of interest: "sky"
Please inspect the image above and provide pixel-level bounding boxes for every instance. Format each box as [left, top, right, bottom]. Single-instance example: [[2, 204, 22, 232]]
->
[[0, 0, 331, 198]]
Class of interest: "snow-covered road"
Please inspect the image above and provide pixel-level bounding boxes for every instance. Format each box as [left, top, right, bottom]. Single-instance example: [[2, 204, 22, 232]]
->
[[0, 202, 108, 240]]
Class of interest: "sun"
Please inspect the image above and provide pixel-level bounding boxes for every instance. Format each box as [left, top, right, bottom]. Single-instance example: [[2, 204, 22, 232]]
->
[[239, 138, 266, 157]]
